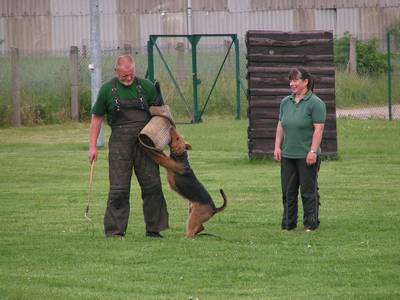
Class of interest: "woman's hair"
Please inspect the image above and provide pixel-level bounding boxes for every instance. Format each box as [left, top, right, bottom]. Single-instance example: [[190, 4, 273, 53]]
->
[[288, 68, 315, 92]]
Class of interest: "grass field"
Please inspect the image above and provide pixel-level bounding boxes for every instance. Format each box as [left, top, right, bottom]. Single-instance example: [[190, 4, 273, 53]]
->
[[0, 118, 399, 299]]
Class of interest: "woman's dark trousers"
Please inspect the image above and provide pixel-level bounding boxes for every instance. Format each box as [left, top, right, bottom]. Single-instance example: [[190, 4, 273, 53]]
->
[[281, 157, 320, 230]]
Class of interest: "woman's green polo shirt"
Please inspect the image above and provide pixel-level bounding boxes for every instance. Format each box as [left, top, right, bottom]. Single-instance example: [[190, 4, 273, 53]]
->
[[279, 91, 326, 159], [91, 77, 157, 126]]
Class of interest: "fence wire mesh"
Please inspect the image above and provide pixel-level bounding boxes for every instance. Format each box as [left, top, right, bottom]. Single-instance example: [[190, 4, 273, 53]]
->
[[0, 33, 398, 127], [334, 33, 399, 120]]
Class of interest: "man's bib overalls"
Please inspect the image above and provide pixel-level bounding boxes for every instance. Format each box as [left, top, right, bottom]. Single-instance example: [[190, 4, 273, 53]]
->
[[104, 78, 169, 236]]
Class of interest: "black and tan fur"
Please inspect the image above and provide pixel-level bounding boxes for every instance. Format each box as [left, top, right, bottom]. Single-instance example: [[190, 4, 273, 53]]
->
[[141, 136, 185, 175], [164, 127, 227, 238]]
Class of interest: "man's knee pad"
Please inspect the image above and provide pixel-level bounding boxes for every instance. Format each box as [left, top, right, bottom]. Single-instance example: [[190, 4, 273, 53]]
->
[[108, 185, 130, 209], [140, 179, 162, 198]]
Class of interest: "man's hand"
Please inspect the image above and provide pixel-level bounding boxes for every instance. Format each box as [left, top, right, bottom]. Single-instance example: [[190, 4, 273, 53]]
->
[[89, 115, 103, 163], [89, 146, 97, 163]]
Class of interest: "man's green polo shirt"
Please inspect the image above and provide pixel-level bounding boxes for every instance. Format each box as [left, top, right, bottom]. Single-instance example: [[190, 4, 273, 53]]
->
[[279, 91, 326, 159], [91, 77, 157, 126]]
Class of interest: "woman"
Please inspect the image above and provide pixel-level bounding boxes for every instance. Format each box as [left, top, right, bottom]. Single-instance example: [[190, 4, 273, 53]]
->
[[274, 68, 326, 231]]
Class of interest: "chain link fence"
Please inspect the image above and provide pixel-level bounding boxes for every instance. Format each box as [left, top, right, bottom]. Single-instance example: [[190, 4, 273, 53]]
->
[[334, 33, 399, 120], [0, 33, 398, 127], [0, 39, 247, 126]]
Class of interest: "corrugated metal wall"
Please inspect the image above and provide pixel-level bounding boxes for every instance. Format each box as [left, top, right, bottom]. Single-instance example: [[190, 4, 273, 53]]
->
[[6, 15, 52, 52], [51, 0, 120, 52], [0, 0, 400, 53], [0, 0, 51, 52], [0, 0, 50, 16], [315, 9, 337, 35], [360, 7, 383, 40], [383, 6, 400, 29], [191, 9, 294, 46], [336, 8, 360, 37], [227, 0, 251, 12]]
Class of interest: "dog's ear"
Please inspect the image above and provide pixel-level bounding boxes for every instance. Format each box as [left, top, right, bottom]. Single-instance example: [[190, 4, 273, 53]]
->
[[185, 143, 192, 150]]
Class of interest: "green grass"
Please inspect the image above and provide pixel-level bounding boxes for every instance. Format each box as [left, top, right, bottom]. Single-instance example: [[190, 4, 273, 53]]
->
[[335, 70, 400, 108], [0, 118, 399, 299]]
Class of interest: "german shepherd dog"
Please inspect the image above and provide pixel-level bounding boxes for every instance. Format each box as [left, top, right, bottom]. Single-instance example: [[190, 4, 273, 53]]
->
[[166, 127, 227, 238], [144, 127, 227, 238], [142, 127, 228, 237]]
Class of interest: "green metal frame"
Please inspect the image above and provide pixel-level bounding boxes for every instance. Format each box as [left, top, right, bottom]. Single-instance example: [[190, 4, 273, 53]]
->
[[147, 34, 241, 123]]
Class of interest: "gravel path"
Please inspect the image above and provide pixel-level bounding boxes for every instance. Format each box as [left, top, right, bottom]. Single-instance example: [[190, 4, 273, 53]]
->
[[336, 104, 400, 120]]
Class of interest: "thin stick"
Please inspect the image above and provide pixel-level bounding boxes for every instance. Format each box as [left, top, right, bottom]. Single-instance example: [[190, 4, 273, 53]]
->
[[85, 160, 95, 221]]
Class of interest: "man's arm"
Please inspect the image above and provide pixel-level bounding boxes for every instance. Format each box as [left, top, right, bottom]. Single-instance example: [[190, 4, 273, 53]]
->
[[89, 115, 104, 163]]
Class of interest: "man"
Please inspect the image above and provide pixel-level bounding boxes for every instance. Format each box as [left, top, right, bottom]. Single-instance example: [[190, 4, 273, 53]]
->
[[89, 54, 168, 238]]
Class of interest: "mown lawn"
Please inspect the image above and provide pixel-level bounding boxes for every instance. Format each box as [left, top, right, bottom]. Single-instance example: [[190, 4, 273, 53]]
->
[[0, 118, 399, 299]]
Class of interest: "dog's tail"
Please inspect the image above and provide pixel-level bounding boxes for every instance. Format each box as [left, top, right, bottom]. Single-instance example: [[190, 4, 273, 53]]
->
[[214, 189, 228, 213], [143, 147, 185, 174]]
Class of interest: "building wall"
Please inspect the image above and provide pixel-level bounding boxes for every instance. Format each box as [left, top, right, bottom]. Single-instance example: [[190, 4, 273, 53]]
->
[[315, 9, 337, 35], [0, 0, 399, 53], [336, 8, 361, 37]]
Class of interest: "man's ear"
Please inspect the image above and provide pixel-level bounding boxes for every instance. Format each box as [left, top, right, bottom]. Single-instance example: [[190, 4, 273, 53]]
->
[[185, 143, 192, 150]]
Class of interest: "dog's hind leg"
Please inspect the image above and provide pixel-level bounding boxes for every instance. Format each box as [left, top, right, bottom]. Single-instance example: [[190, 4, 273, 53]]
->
[[186, 203, 203, 238], [186, 203, 213, 238], [195, 224, 205, 235]]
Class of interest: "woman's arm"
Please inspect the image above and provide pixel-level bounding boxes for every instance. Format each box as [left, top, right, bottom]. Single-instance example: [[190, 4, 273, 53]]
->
[[274, 121, 284, 161], [306, 123, 324, 165]]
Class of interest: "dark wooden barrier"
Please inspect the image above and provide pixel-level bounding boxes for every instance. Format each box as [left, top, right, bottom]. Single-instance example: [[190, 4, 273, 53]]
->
[[246, 30, 338, 159]]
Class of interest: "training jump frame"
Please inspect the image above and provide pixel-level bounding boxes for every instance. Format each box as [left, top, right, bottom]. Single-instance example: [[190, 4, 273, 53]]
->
[[147, 34, 241, 123]]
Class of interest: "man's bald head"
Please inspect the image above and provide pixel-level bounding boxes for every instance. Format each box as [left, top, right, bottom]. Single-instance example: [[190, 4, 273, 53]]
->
[[115, 55, 136, 86]]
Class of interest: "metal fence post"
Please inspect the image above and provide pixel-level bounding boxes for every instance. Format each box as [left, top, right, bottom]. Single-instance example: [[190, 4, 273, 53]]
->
[[387, 32, 392, 121], [11, 47, 21, 127], [234, 35, 241, 120], [147, 38, 155, 82], [190, 35, 201, 123], [70, 46, 80, 121]]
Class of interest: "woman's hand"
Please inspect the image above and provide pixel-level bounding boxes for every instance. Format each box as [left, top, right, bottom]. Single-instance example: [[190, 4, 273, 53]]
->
[[274, 148, 282, 162], [306, 151, 317, 165]]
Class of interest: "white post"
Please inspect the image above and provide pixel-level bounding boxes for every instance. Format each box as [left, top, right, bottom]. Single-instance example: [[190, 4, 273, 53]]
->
[[348, 35, 357, 74], [90, 0, 103, 146], [186, 0, 192, 35]]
